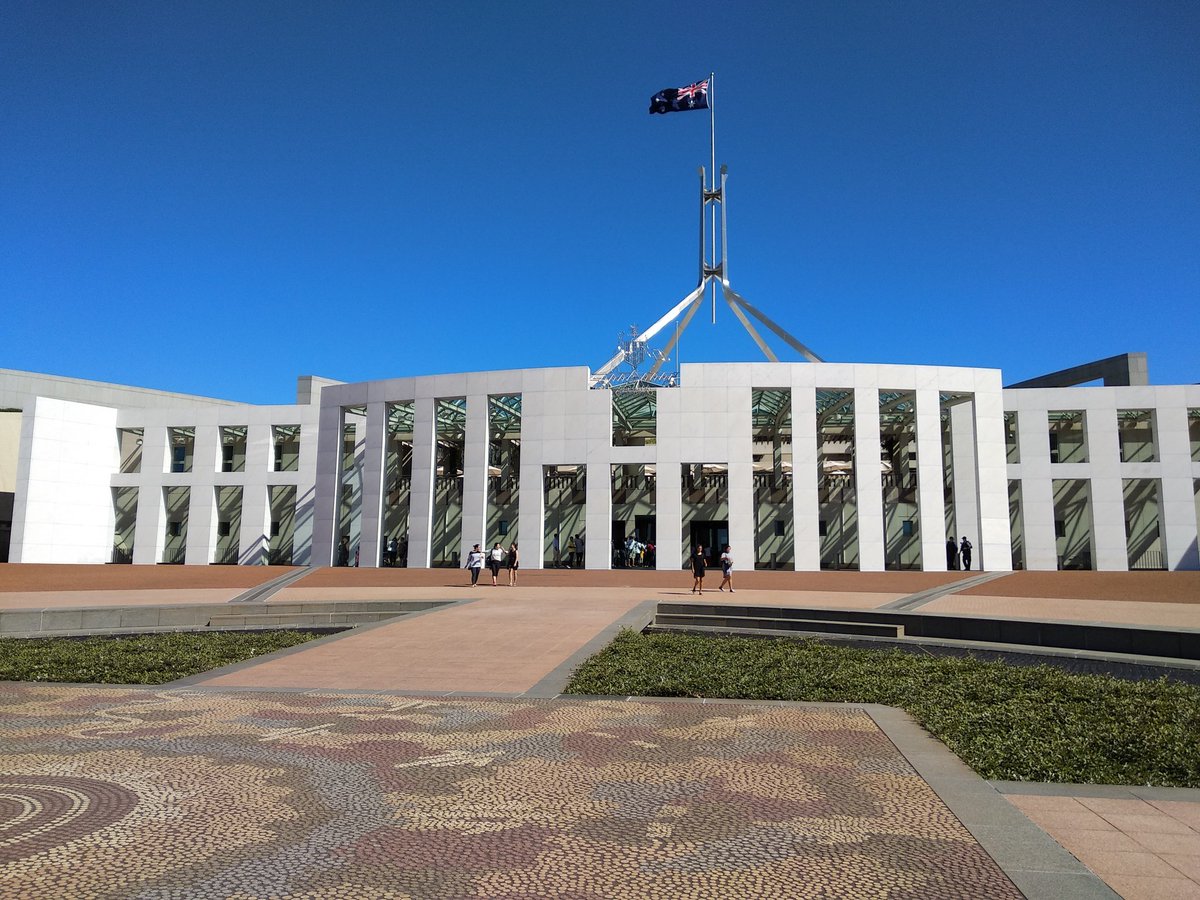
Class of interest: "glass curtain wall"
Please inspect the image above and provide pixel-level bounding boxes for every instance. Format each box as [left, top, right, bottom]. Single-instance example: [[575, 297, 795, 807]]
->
[[118, 428, 143, 474], [544, 465, 585, 567], [162, 486, 190, 564], [612, 464, 655, 567], [1123, 479, 1164, 570], [752, 389, 793, 569], [1004, 412, 1019, 463], [940, 393, 972, 565], [681, 463, 729, 569], [1008, 481, 1024, 570], [168, 427, 194, 473], [488, 395, 522, 549], [880, 390, 920, 570], [1118, 410, 1156, 462], [942, 403, 955, 550], [1053, 478, 1093, 569], [431, 398, 466, 567], [1049, 411, 1087, 463], [220, 426, 247, 473], [382, 402, 414, 566], [818, 389, 857, 570], [111, 487, 137, 563], [269, 485, 296, 565], [338, 406, 366, 564], [273, 425, 300, 472], [612, 391, 657, 446], [214, 486, 242, 564]]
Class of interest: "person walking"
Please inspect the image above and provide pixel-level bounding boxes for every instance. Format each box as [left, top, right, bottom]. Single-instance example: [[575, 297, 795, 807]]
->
[[566, 534, 576, 568], [552, 532, 561, 568], [690, 544, 706, 594], [506, 542, 519, 586], [946, 538, 958, 571], [718, 544, 734, 593], [336, 535, 350, 567], [465, 544, 485, 587], [487, 542, 505, 585], [960, 537, 973, 571]]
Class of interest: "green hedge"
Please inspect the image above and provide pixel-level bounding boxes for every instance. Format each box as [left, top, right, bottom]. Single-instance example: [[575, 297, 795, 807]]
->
[[0, 630, 320, 685], [565, 630, 1200, 787]]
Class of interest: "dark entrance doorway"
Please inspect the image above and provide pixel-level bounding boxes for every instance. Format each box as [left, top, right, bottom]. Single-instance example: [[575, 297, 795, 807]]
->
[[689, 520, 727, 568]]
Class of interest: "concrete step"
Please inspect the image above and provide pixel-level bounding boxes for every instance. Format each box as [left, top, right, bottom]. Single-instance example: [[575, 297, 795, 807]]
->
[[207, 611, 405, 627], [654, 612, 903, 639]]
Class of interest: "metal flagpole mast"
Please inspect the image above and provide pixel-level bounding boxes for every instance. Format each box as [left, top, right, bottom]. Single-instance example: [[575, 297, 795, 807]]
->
[[709, 72, 717, 324]]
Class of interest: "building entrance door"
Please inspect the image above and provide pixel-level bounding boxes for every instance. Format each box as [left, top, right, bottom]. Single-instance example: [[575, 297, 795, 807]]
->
[[689, 520, 727, 567]]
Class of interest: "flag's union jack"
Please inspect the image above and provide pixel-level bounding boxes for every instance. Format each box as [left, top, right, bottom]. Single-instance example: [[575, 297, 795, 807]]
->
[[676, 80, 708, 103]]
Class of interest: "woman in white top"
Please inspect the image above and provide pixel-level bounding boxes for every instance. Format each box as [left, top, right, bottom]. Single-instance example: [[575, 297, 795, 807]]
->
[[718, 544, 734, 593], [488, 543, 505, 585], [465, 544, 485, 587]]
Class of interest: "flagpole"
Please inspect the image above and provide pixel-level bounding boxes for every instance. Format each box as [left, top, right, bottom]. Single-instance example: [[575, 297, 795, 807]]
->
[[709, 72, 717, 324]]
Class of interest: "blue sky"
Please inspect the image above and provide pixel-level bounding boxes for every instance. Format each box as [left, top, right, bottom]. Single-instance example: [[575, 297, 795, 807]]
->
[[3, 1, 1197, 403]]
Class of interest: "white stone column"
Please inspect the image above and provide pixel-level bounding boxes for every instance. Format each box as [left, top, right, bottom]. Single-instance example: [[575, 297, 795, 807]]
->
[[792, 386, 819, 571], [726, 386, 754, 575], [405, 397, 437, 569], [1087, 408, 1127, 570], [1014, 407, 1057, 570], [518, 458, 545, 569], [239, 484, 270, 565], [915, 388, 947, 570], [309, 401, 346, 567], [358, 401, 388, 567], [580, 389, 614, 570], [654, 387, 683, 571], [461, 393, 489, 559], [133, 426, 169, 565], [974, 378, 1013, 572], [854, 387, 885, 571], [185, 485, 215, 565], [584, 461, 611, 569], [238, 424, 270, 564], [1152, 404, 1199, 570]]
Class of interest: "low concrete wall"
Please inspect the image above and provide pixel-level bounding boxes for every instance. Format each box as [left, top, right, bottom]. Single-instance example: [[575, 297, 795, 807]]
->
[[0, 600, 448, 637]]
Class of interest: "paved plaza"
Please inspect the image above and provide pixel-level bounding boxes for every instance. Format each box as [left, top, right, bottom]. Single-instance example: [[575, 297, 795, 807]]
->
[[0, 685, 1029, 900], [2, 564, 1199, 898]]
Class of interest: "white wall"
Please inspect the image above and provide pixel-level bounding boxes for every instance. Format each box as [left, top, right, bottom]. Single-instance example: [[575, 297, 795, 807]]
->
[[11, 397, 119, 563]]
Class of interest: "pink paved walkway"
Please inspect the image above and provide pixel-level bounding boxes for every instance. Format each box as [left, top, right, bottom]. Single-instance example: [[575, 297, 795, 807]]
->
[[1006, 791, 1200, 900]]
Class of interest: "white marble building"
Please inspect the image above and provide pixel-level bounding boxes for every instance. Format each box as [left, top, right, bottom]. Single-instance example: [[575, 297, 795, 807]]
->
[[1, 356, 1197, 571]]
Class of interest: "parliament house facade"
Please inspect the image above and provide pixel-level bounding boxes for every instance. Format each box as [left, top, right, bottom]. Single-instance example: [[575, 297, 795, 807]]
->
[[2, 353, 1198, 573]]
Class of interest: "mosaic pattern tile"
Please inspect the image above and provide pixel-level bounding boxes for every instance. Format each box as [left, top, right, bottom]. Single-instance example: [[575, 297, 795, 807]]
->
[[0, 685, 1020, 899]]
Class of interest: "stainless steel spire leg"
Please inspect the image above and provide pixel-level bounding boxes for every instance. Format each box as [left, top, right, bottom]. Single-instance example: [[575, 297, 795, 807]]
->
[[725, 287, 824, 363], [645, 287, 708, 381], [721, 284, 777, 362]]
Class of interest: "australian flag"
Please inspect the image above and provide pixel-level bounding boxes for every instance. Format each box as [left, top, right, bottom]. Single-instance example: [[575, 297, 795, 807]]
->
[[649, 78, 709, 114]]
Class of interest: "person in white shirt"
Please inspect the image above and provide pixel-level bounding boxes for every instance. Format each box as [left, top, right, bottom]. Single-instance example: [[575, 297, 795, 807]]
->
[[718, 544, 734, 593], [465, 544, 485, 587], [488, 542, 505, 585]]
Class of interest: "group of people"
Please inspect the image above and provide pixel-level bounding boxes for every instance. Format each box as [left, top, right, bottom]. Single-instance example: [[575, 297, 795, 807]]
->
[[614, 536, 655, 568], [465, 542, 520, 586], [381, 535, 408, 567], [550, 532, 585, 568], [336, 535, 357, 567], [336, 535, 408, 567], [690, 544, 734, 594], [946, 536, 974, 571]]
